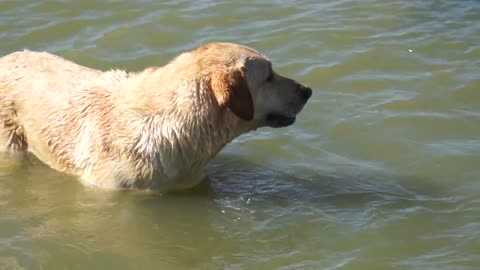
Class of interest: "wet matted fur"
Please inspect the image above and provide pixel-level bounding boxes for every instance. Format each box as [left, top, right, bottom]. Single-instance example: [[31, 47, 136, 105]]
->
[[0, 42, 312, 191]]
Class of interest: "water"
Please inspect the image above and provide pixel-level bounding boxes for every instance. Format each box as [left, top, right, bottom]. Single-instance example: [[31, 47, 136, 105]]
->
[[1, 0, 480, 269]]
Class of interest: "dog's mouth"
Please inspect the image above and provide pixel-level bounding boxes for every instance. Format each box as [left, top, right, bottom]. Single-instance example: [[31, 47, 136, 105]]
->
[[266, 113, 296, 128]]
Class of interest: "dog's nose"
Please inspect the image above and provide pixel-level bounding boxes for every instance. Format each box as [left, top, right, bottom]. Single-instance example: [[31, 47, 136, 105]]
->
[[301, 87, 312, 101]]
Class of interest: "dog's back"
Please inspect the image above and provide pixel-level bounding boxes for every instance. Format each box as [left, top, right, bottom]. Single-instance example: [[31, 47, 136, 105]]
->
[[0, 51, 116, 172], [0, 51, 170, 189], [0, 51, 68, 154]]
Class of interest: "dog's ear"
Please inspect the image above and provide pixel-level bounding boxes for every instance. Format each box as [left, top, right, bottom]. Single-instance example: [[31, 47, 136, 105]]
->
[[210, 66, 254, 121]]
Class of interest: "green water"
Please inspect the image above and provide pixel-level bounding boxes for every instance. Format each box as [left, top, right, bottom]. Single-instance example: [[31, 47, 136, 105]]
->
[[1, 1, 480, 269]]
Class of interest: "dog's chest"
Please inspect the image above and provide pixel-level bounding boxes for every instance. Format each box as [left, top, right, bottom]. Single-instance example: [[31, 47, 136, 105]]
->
[[136, 113, 225, 188]]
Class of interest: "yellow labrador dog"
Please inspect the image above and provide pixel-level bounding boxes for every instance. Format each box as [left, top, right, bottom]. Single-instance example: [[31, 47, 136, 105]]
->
[[0, 42, 311, 191]]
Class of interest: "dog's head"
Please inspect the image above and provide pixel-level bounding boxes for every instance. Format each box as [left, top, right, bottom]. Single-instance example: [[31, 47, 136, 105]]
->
[[194, 42, 312, 128]]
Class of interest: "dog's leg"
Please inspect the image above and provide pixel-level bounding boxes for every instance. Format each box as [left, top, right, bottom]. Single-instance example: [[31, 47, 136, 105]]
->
[[0, 99, 28, 152], [0, 100, 29, 172]]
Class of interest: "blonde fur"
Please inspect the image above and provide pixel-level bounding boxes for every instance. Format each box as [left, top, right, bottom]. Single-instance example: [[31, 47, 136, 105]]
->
[[0, 42, 311, 191]]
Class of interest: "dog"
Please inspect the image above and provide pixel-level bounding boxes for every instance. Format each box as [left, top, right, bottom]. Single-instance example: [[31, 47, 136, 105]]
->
[[0, 42, 311, 191]]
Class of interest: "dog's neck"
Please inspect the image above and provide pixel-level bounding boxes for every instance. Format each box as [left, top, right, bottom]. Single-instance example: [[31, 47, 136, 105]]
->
[[113, 68, 253, 186]]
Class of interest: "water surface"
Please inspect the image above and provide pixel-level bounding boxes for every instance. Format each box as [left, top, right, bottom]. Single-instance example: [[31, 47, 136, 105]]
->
[[1, 1, 480, 269]]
